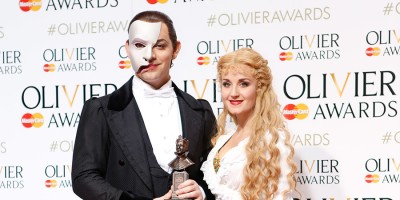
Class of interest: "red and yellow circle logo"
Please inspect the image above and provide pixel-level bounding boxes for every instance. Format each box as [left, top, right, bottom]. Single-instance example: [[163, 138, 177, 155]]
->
[[197, 56, 210, 65], [279, 52, 293, 61], [21, 113, 44, 128], [45, 179, 57, 188], [43, 63, 56, 72], [365, 47, 380, 56], [282, 103, 309, 120], [118, 60, 131, 69], [19, 0, 42, 12], [147, 0, 168, 4], [365, 174, 380, 183]]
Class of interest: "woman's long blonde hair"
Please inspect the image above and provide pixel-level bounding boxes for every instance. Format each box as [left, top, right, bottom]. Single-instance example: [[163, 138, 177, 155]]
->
[[213, 48, 297, 199]]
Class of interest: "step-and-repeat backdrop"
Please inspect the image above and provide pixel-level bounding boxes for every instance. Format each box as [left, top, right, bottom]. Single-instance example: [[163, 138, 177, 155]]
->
[[1, 0, 399, 199]]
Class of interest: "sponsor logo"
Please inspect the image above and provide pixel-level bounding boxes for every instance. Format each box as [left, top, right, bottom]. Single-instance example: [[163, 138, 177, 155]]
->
[[364, 158, 400, 184], [279, 52, 293, 61], [0, 165, 24, 189], [283, 71, 398, 119], [196, 38, 254, 65], [365, 30, 400, 57], [118, 45, 131, 69], [45, 0, 118, 11], [365, 174, 380, 183], [44, 165, 72, 188], [42, 47, 96, 73], [1, 50, 23, 75], [278, 33, 340, 61], [45, 180, 57, 188], [296, 159, 340, 185], [19, 0, 42, 12], [21, 84, 117, 109], [197, 56, 210, 65], [43, 63, 56, 72], [283, 103, 309, 120], [365, 47, 381, 56], [118, 60, 131, 69], [147, 0, 168, 4], [21, 84, 117, 128], [21, 113, 44, 128]]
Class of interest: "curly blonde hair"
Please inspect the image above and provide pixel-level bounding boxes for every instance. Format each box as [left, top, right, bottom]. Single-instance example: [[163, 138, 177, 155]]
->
[[212, 48, 297, 199]]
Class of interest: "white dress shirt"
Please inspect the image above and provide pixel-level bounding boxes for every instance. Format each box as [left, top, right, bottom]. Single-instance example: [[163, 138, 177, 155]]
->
[[132, 76, 182, 173]]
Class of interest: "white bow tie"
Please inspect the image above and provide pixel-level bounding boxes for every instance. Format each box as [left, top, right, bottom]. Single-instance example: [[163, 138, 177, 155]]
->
[[143, 87, 176, 98]]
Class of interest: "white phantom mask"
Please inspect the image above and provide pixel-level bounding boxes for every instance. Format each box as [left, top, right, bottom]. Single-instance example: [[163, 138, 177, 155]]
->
[[127, 20, 161, 72]]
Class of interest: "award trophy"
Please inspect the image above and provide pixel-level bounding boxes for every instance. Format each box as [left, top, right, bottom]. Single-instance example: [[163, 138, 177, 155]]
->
[[168, 135, 194, 200]]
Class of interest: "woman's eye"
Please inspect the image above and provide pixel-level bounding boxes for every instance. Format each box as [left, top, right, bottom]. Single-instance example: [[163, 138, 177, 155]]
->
[[240, 82, 249, 87], [222, 82, 231, 87]]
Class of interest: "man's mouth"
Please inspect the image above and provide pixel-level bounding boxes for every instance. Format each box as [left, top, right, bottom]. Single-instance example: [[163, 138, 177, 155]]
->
[[137, 64, 156, 74]]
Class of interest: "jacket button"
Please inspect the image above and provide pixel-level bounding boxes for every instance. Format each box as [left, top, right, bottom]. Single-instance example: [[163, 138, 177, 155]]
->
[[118, 160, 125, 166]]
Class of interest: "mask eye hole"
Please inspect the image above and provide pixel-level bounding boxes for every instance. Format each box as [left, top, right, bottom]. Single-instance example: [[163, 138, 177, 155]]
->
[[134, 42, 146, 49]]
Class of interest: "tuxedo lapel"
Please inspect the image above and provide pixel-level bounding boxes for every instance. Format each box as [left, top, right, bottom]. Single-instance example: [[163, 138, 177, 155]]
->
[[178, 97, 202, 148], [106, 77, 153, 192], [174, 84, 203, 155]]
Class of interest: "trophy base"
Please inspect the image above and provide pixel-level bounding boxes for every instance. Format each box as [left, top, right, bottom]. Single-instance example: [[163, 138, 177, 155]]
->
[[172, 171, 193, 200]]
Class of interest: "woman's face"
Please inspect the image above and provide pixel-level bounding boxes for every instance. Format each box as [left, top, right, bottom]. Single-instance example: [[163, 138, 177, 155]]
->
[[221, 66, 257, 121], [125, 20, 180, 89]]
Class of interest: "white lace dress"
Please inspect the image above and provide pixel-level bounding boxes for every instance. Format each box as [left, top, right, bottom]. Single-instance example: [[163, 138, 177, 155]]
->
[[201, 129, 293, 200]]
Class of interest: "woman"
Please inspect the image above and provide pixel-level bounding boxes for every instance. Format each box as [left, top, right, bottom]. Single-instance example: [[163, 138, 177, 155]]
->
[[201, 48, 297, 200]]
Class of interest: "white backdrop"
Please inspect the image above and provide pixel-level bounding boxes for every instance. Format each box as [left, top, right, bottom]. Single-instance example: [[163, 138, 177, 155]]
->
[[1, 0, 399, 199]]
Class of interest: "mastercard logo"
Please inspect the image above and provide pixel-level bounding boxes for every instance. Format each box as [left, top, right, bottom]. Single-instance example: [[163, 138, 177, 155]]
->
[[197, 56, 210, 65], [147, 0, 168, 4], [43, 63, 56, 72], [45, 179, 57, 188], [279, 52, 293, 61], [365, 47, 380, 56], [118, 60, 131, 69], [282, 103, 309, 120], [365, 174, 380, 183], [21, 113, 44, 128], [19, 0, 42, 12]]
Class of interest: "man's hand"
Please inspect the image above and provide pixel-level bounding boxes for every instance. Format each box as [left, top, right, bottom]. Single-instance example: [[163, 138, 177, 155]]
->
[[175, 179, 204, 200]]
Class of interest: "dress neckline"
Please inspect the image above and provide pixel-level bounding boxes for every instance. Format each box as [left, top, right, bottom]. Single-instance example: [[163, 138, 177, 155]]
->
[[213, 135, 233, 173]]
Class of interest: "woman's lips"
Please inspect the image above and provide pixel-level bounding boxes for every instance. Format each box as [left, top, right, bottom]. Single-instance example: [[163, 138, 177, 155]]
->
[[229, 100, 243, 105]]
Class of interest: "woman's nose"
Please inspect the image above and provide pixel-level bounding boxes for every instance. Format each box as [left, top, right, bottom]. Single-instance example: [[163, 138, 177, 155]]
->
[[230, 85, 239, 97]]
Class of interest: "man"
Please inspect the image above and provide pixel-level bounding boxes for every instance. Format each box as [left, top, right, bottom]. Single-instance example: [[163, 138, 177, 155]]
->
[[71, 10, 216, 200]]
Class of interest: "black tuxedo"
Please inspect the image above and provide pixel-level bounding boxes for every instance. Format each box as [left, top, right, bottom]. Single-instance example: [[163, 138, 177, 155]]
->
[[72, 76, 216, 200]]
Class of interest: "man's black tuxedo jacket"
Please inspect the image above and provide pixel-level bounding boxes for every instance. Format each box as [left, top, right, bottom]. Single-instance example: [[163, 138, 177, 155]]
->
[[71, 77, 216, 200]]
